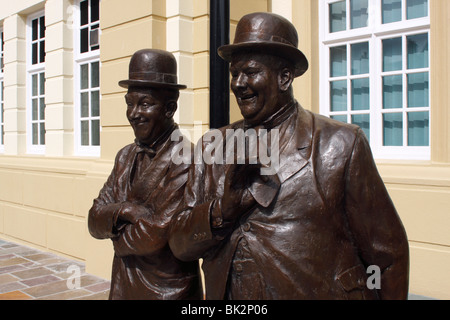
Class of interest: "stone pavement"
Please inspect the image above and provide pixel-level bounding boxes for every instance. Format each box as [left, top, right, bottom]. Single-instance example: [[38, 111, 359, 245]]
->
[[0, 238, 110, 300]]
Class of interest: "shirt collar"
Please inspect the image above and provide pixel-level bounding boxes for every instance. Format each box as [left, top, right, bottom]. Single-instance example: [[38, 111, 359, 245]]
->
[[134, 123, 177, 157]]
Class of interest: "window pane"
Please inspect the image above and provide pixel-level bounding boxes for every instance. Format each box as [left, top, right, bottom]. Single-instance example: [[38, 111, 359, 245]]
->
[[39, 98, 45, 120], [351, 42, 369, 75], [383, 113, 403, 146], [407, 33, 428, 69], [383, 75, 403, 109], [32, 123, 38, 145], [32, 18, 38, 41], [330, 80, 347, 112], [382, 0, 402, 24], [81, 120, 89, 146], [80, 28, 89, 54], [407, 0, 428, 20], [91, 119, 100, 146], [383, 37, 402, 72], [80, 64, 89, 89], [352, 114, 370, 141], [91, 61, 99, 88], [408, 111, 429, 146], [81, 92, 89, 117], [39, 72, 45, 95], [32, 99, 38, 121], [90, 26, 99, 49], [329, 1, 346, 33], [91, 91, 99, 117], [32, 74, 38, 97], [40, 122, 45, 144], [351, 78, 369, 110], [91, 0, 100, 23], [350, 0, 368, 29], [407, 72, 429, 108], [39, 16, 45, 39], [32, 43, 38, 65], [39, 40, 45, 63], [331, 115, 348, 123], [80, 0, 89, 26], [330, 46, 347, 77]]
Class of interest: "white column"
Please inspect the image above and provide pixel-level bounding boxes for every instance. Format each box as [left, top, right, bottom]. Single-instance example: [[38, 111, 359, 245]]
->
[[270, 0, 294, 21], [44, 0, 74, 156], [3, 13, 27, 155], [166, 0, 195, 129]]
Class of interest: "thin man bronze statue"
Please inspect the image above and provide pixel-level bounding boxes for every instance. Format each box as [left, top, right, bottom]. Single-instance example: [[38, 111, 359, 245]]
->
[[169, 12, 409, 300], [88, 49, 201, 300]]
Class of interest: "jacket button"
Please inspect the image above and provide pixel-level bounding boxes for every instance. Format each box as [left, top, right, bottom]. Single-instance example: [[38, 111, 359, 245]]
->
[[234, 263, 243, 273], [243, 223, 251, 232]]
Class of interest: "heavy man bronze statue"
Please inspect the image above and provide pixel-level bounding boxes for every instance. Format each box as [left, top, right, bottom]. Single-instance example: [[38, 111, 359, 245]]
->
[[88, 49, 201, 300], [169, 12, 409, 299]]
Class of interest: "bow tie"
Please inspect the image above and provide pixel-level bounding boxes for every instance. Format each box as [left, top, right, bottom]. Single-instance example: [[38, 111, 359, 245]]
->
[[134, 140, 157, 158], [133, 123, 178, 158]]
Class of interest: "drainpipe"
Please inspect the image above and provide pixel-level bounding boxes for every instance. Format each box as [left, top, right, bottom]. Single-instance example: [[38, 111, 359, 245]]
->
[[209, 0, 230, 129]]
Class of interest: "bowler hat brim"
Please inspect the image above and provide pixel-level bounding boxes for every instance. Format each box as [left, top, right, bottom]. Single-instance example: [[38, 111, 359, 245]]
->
[[218, 42, 308, 77], [118, 79, 187, 90]]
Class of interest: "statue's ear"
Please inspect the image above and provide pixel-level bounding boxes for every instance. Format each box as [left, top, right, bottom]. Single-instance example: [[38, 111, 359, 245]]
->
[[165, 101, 178, 118], [278, 68, 294, 92]]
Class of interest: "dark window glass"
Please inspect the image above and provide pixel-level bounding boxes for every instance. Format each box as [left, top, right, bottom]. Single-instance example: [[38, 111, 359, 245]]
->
[[80, 0, 89, 26], [80, 28, 89, 53], [39, 40, 45, 63], [91, 120, 100, 146], [32, 18, 38, 41], [32, 43, 38, 64], [39, 16, 45, 38], [91, 0, 100, 23]]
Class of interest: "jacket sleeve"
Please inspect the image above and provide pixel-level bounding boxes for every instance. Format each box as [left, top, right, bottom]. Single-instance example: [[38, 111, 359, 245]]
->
[[169, 199, 225, 261], [168, 140, 227, 262], [112, 161, 195, 257], [344, 129, 409, 300], [88, 152, 124, 240]]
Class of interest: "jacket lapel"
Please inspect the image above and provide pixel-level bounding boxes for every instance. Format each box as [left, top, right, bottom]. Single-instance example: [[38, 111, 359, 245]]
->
[[128, 138, 173, 204], [249, 103, 313, 207], [276, 103, 313, 184]]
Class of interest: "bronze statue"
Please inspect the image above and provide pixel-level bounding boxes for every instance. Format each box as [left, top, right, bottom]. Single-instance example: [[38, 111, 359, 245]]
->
[[169, 12, 409, 299], [88, 49, 201, 300]]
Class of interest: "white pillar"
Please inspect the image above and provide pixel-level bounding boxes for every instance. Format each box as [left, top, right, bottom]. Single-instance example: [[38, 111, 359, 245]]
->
[[44, 0, 74, 156], [166, 0, 195, 129], [270, 0, 293, 21], [3, 13, 27, 155]]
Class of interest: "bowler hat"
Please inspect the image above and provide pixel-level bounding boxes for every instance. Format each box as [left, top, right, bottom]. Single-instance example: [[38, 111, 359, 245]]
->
[[218, 12, 308, 77], [119, 49, 187, 90]]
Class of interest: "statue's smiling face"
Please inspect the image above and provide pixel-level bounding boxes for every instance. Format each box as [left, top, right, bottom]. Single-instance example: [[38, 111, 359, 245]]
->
[[230, 53, 283, 127], [125, 87, 168, 146]]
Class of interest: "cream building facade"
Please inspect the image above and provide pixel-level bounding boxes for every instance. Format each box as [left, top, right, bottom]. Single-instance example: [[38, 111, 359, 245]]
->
[[0, 0, 448, 299]]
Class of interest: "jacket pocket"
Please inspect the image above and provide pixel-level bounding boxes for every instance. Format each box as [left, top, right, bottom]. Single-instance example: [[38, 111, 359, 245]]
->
[[336, 265, 367, 299]]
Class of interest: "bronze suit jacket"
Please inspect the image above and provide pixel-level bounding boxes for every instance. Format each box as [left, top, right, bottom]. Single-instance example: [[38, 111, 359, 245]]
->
[[169, 103, 409, 300], [88, 130, 201, 300]]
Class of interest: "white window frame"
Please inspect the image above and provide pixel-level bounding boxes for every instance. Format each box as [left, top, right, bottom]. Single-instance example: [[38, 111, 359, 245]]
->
[[73, 0, 101, 157], [319, 0, 430, 160], [26, 10, 46, 155], [0, 27, 4, 153]]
